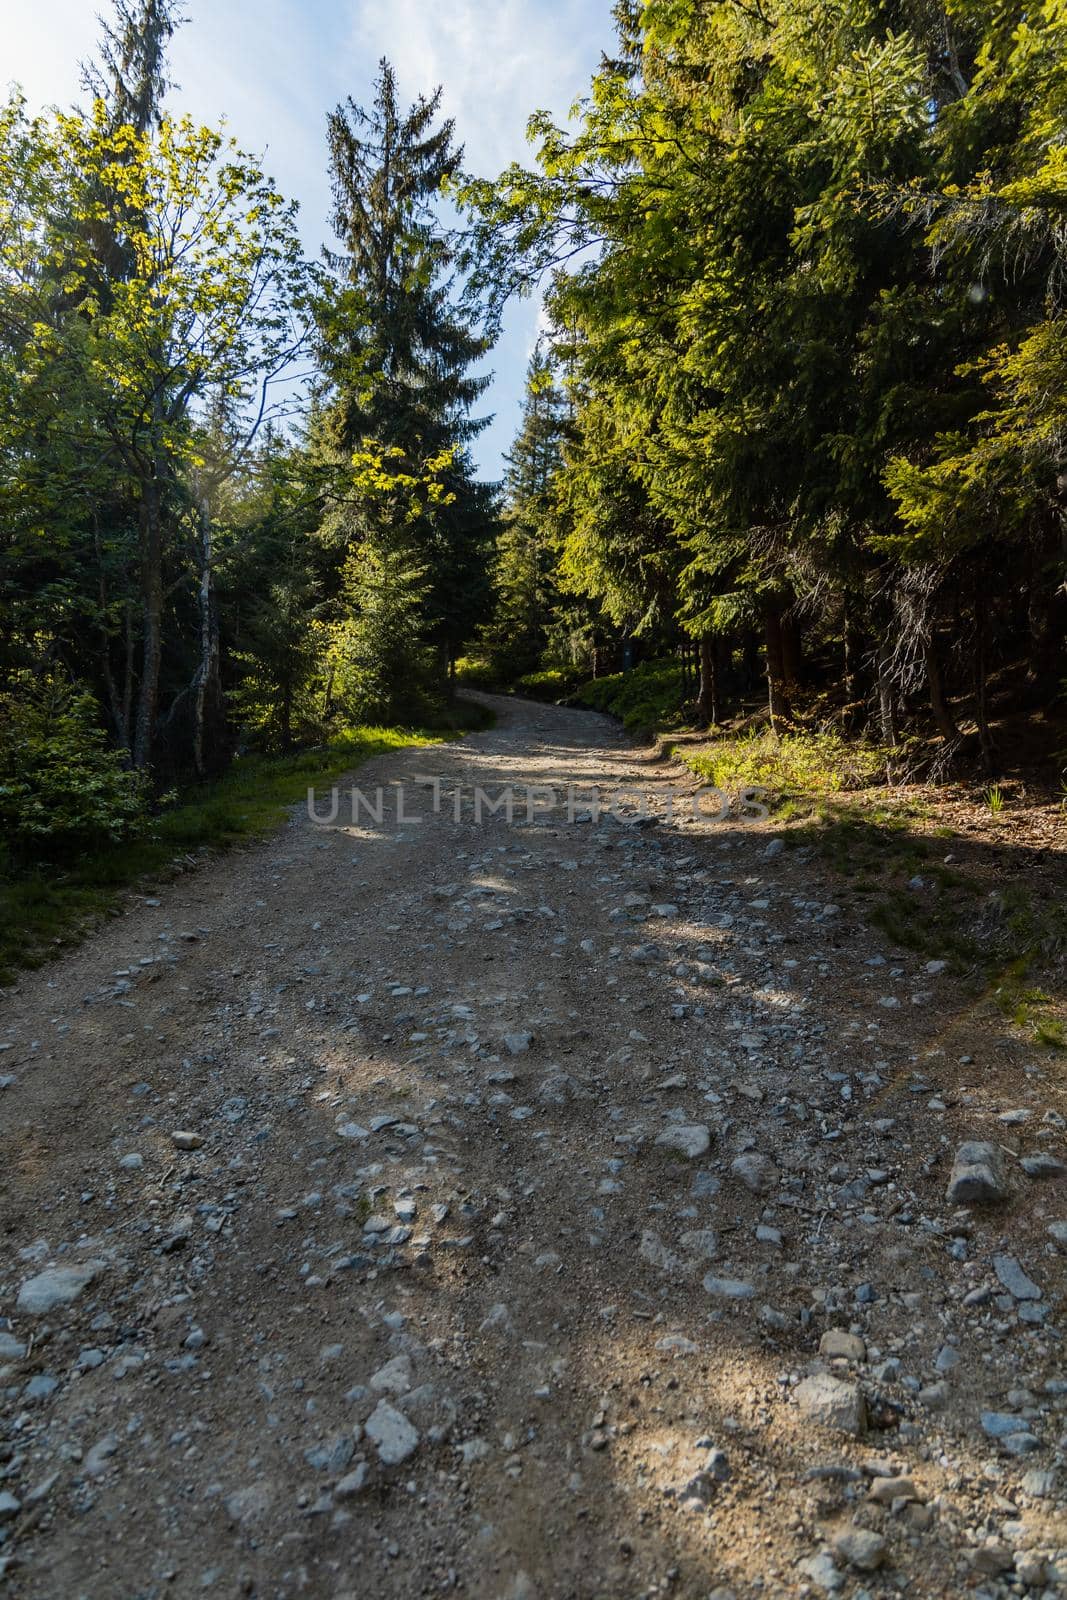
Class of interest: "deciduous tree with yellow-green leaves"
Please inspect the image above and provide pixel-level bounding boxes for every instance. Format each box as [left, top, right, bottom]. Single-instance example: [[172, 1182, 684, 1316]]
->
[[0, 1, 499, 873]]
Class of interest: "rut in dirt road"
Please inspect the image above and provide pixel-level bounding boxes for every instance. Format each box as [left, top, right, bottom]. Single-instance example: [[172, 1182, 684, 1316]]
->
[[0, 694, 1065, 1600]]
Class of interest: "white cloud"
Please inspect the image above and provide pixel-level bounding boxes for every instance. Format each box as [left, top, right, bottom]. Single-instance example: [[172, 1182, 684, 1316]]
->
[[349, 0, 606, 177], [345, 0, 609, 470], [1, 0, 612, 474], [2, 0, 97, 109]]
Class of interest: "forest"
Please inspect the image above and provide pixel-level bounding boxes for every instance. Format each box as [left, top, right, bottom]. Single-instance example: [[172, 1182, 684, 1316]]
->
[[1, 0, 1065, 899], [468, 0, 1067, 778]]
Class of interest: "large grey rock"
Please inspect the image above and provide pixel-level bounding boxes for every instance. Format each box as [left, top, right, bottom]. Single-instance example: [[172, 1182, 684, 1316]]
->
[[225, 1481, 273, 1524], [981, 1413, 1041, 1455], [796, 1552, 842, 1592], [639, 1230, 684, 1275], [369, 1355, 413, 1395], [655, 1124, 710, 1159], [334, 1462, 370, 1498], [679, 1228, 718, 1260], [833, 1527, 886, 1572], [17, 1263, 101, 1314], [947, 1141, 1007, 1204], [969, 1543, 1014, 1576], [365, 1400, 420, 1465], [993, 1254, 1041, 1301], [1021, 1153, 1065, 1179], [84, 1434, 119, 1477], [868, 1475, 917, 1505], [794, 1374, 866, 1436], [702, 1274, 754, 1300], [819, 1329, 866, 1363], [1001, 1431, 1041, 1457], [730, 1152, 776, 1194], [981, 1410, 1033, 1439]]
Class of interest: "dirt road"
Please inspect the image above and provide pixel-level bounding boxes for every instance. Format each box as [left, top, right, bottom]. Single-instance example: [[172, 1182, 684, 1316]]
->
[[1, 694, 1065, 1599]]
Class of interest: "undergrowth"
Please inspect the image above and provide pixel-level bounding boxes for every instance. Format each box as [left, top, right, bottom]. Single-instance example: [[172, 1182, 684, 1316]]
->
[[680, 727, 887, 799], [0, 719, 478, 985], [790, 802, 1067, 1049], [575, 660, 684, 735]]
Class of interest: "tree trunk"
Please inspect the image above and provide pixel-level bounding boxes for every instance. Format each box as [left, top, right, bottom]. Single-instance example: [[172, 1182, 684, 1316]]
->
[[133, 474, 164, 770], [1026, 510, 1067, 681], [924, 630, 959, 745], [679, 639, 692, 704], [782, 614, 803, 688], [93, 514, 130, 753], [191, 492, 222, 779], [122, 601, 135, 750], [842, 598, 865, 706], [974, 596, 996, 773], [765, 609, 792, 728], [742, 629, 760, 692], [696, 633, 719, 726], [280, 672, 294, 754], [875, 641, 898, 749]]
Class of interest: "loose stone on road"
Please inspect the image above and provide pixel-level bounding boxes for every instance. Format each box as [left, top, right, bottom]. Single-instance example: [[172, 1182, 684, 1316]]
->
[[0, 693, 1065, 1599]]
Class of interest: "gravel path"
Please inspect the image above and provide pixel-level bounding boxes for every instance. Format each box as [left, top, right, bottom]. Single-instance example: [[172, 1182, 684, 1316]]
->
[[1, 694, 1065, 1600]]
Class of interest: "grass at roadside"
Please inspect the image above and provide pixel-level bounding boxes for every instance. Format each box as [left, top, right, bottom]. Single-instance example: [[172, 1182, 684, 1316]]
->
[[782, 798, 1067, 1046], [573, 657, 1066, 1047], [0, 711, 490, 985], [682, 727, 887, 799], [575, 660, 889, 796]]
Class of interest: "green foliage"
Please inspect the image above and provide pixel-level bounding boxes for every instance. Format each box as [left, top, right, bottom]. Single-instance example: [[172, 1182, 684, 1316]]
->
[[329, 542, 441, 726], [453, 655, 504, 691], [0, 677, 149, 856], [461, 0, 1067, 758], [0, 723, 445, 984], [514, 667, 584, 700], [575, 660, 684, 735], [481, 352, 570, 680], [684, 730, 888, 800]]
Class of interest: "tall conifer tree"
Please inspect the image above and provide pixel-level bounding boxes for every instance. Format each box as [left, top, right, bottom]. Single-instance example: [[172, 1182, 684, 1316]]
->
[[316, 60, 496, 695]]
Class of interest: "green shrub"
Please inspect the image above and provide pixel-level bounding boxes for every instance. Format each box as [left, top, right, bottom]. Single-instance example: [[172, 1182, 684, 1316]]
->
[[515, 666, 585, 700], [0, 677, 149, 855], [453, 655, 504, 690], [575, 659, 684, 733], [684, 728, 886, 796]]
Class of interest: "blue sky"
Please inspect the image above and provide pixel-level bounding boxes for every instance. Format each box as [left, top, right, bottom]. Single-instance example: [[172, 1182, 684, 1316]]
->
[[3, 0, 613, 479]]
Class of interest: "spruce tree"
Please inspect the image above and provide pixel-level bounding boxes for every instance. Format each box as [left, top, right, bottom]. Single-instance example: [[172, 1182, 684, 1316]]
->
[[316, 59, 496, 692], [82, 0, 183, 135], [483, 352, 569, 677]]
